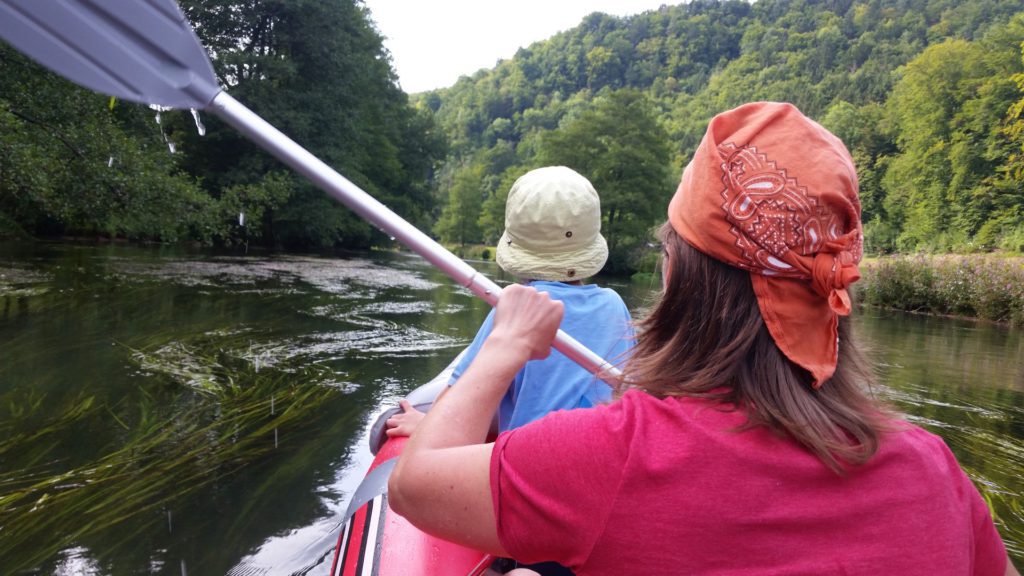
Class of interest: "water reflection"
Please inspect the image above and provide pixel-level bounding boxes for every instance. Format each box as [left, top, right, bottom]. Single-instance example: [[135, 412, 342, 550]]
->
[[0, 243, 1020, 573], [857, 309, 1024, 560]]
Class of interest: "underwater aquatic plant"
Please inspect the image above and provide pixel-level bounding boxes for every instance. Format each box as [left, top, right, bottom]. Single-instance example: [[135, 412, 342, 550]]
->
[[0, 340, 337, 571]]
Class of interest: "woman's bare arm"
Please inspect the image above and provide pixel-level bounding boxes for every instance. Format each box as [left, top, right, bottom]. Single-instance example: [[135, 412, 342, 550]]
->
[[388, 285, 564, 555], [1007, 555, 1020, 576]]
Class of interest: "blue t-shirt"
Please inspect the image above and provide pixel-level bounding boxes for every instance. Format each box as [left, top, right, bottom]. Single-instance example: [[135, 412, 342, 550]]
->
[[450, 281, 634, 431]]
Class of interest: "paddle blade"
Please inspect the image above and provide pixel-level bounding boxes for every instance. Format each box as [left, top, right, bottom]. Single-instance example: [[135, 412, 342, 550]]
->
[[0, 0, 220, 109]]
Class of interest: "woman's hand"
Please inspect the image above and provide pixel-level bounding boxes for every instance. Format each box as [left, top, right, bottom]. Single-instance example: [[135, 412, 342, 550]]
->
[[388, 284, 563, 557]]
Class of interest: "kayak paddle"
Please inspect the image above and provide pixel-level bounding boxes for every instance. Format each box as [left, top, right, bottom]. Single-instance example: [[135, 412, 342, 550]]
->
[[0, 0, 621, 381]]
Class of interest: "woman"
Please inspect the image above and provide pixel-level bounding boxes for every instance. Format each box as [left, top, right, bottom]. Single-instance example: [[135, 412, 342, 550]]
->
[[389, 102, 1018, 575]]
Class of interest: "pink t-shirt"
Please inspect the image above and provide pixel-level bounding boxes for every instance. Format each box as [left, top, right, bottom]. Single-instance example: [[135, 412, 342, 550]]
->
[[490, 389, 1007, 575]]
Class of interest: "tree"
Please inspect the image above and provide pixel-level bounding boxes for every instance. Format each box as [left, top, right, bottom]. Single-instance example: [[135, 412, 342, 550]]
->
[[988, 17, 1024, 250], [0, 44, 212, 241], [176, 0, 445, 249], [821, 100, 898, 253], [883, 18, 1024, 251], [435, 165, 484, 246], [537, 89, 673, 272]]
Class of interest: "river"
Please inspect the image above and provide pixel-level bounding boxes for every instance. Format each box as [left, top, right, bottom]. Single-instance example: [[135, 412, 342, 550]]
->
[[0, 243, 1021, 574]]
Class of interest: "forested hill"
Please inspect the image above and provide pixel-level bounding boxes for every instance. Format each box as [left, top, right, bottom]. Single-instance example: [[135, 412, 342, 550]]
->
[[422, 0, 1024, 273]]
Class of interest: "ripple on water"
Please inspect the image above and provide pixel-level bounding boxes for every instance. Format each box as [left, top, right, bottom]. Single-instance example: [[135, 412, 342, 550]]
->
[[320, 380, 362, 394], [131, 341, 221, 393], [304, 304, 386, 325], [110, 255, 443, 294], [876, 384, 1000, 418], [110, 259, 277, 287], [52, 546, 102, 575], [902, 414, 954, 430], [305, 302, 465, 334], [304, 308, 403, 331], [241, 341, 291, 372], [294, 327, 464, 360], [352, 301, 465, 315], [263, 256, 442, 292], [0, 266, 50, 296]]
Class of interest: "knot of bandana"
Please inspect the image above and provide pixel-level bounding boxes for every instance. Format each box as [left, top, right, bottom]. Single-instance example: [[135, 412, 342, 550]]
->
[[811, 248, 861, 316]]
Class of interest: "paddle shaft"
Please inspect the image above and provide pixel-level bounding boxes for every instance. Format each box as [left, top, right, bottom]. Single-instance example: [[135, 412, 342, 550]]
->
[[209, 92, 621, 382]]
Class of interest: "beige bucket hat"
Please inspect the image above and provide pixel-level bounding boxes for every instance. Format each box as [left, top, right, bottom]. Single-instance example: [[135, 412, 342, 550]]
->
[[496, 166, 608, 282]]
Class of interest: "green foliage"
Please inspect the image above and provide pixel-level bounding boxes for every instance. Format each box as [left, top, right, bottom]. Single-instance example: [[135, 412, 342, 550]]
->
[[0, 0, 445, 250], [821, 101, 895, 225], [882, 35, 1015, 251], [0, 45, 211, 241], [443, 243, 496, 261], [859, 256, 938, 312], [174, 0, 447, 250], [211, 172, 293, 246], [424, 0, 1024, 271], [274, 187, 374, 248], [860, 255, 1024, 323], [863, 216, 900, 255], [536, 90, 673, 273], [435, 164, 485, 245], [4, 0, 1024, 265]]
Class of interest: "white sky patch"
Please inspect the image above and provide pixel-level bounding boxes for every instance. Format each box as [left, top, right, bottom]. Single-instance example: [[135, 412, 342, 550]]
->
[[362, 0, 676, 93]]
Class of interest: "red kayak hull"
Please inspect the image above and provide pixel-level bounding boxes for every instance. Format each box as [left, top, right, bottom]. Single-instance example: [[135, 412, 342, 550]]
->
[[330, 436, 495, 576]]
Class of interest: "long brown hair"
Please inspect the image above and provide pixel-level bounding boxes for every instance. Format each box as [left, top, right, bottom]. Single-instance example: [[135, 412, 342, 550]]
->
[[621, 223, 896, 473]]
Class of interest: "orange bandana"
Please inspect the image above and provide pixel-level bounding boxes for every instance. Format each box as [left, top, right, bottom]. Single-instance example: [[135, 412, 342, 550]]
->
[[668, 102, 862, 387]]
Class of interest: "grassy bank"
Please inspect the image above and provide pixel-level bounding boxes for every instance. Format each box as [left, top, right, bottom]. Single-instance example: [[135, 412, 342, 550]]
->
[[859, 255, 1024, 324]]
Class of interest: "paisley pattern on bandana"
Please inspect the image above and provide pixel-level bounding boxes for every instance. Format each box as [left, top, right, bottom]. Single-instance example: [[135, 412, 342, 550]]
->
[[718, 142, 861, 278]]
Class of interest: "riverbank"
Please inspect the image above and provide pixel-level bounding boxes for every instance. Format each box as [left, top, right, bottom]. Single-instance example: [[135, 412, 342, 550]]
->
[[859, 255, 1024, 325], [446, 247, 1024, 326]]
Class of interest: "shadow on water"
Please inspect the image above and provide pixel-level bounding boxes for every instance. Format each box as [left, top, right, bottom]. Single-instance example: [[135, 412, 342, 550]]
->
[[0, 242, 1021, 572]]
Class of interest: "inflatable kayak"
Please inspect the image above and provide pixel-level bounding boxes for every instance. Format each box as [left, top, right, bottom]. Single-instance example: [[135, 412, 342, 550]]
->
[[330, 354, 499, 576]]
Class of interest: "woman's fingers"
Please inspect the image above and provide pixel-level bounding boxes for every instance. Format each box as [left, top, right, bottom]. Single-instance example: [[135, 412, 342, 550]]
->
[[492, 284, 564, 361]]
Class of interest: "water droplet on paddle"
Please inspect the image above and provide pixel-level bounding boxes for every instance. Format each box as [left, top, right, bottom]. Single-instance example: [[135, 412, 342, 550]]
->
[[190, 108, 206, 136], [149, 104, 177, 153], [149, 103, 171, 125]]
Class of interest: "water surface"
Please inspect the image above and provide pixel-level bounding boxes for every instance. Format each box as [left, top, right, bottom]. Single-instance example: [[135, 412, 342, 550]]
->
[[0, 243, 1020, 573]]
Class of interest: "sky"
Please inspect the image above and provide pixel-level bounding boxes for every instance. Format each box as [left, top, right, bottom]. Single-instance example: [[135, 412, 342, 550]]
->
[[361, 0, 673, 93]]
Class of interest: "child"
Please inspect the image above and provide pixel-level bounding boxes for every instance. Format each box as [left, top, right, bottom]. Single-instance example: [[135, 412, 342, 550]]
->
[[387, 165, 634, 435]]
